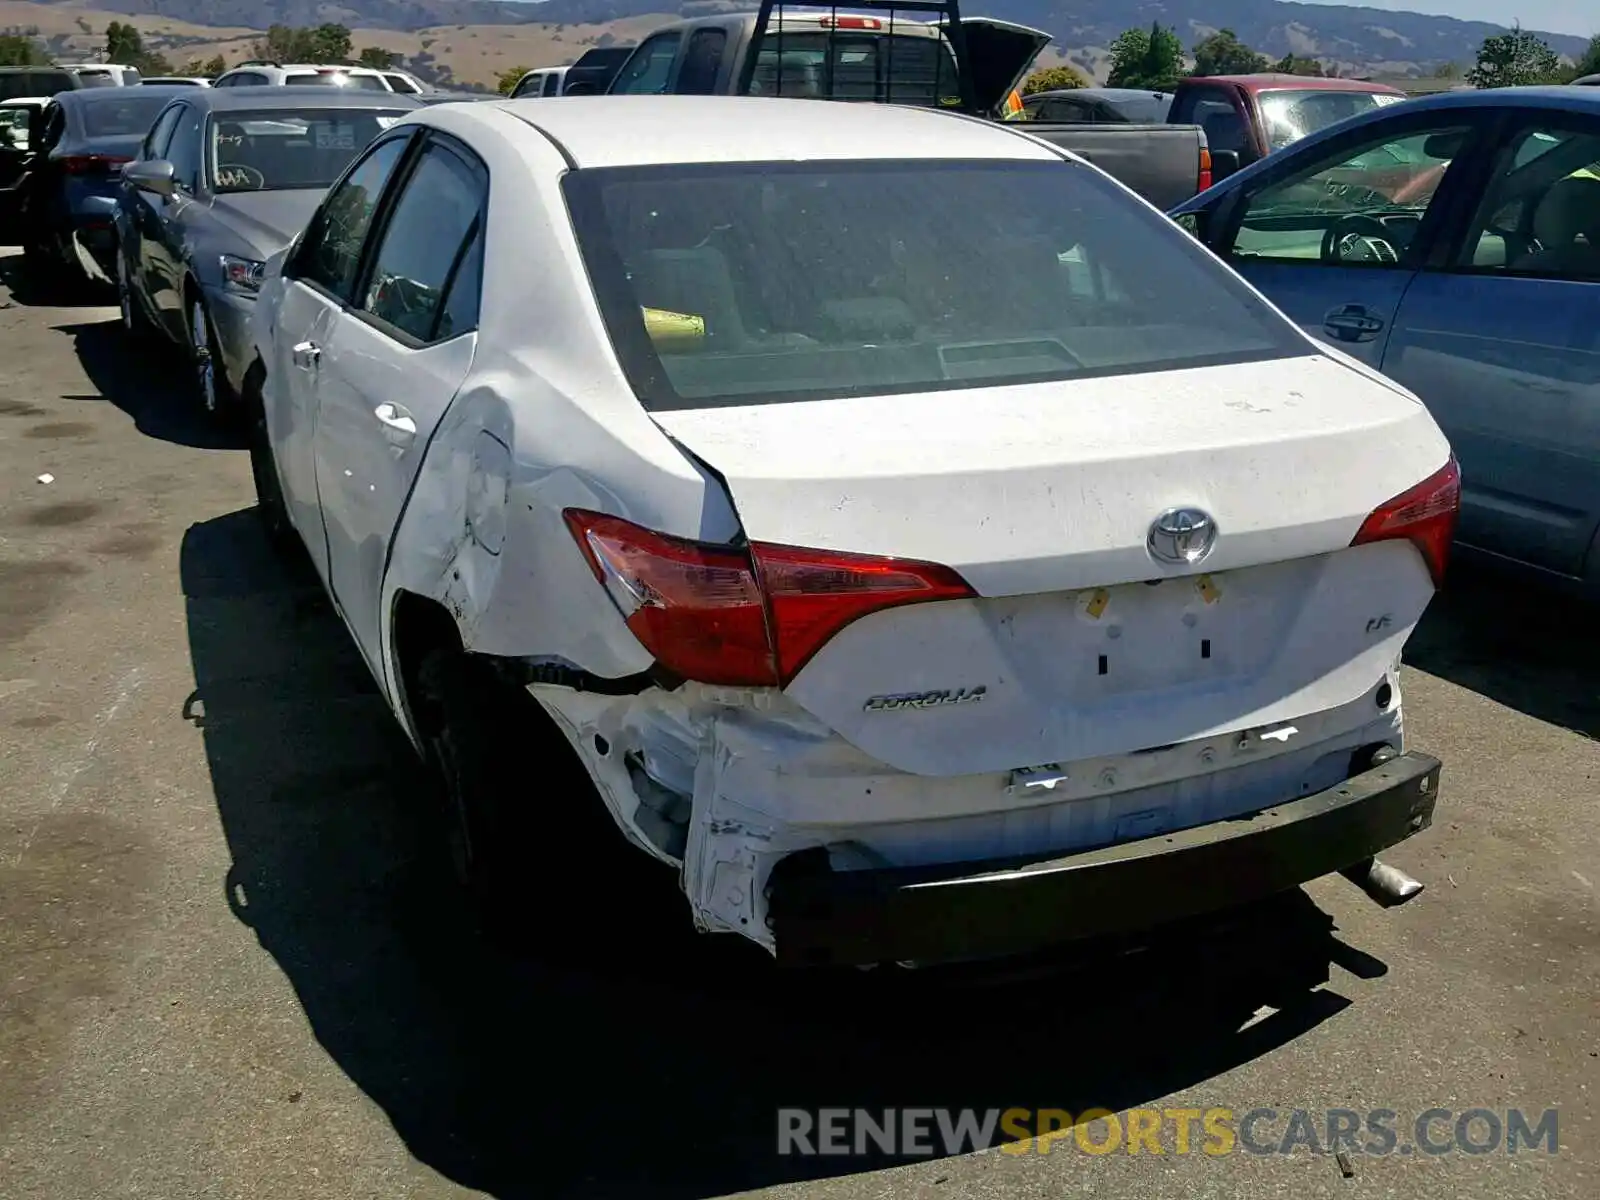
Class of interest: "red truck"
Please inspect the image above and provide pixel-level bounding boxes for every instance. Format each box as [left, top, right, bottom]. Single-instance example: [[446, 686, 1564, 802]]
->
[[1168, 74, 1408, 180]]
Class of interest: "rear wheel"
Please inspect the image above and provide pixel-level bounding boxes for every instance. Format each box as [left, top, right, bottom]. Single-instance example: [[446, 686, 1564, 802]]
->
[[116, 243, 155, 342], [417, 648, 542, 927], [245, 367, 296, 556]]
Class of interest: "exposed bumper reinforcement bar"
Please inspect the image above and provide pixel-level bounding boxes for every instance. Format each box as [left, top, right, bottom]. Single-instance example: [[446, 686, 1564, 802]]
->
[[766, 751, 1441, 967]]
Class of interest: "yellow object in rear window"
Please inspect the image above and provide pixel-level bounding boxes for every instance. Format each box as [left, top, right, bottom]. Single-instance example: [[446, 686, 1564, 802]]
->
[[642, 307, 706, 351]]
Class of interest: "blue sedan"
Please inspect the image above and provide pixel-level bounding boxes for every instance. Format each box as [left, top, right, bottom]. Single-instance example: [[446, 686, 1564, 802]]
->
[[18, 86, 194, 287], [1172, 87, 1600, 589]]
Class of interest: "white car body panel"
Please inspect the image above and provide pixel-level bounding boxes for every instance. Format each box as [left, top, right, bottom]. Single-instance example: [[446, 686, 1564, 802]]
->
[[250, 97, 1453, 956], [313, 318, 478, 679]]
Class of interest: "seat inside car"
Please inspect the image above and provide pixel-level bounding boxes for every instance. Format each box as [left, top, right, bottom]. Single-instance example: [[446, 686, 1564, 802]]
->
[[1513, 176, 1600, 276]]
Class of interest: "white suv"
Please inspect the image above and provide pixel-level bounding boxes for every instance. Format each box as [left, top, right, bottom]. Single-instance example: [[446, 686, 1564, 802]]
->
[[65, 63, 142, 87], [213, 63, 425, 94]]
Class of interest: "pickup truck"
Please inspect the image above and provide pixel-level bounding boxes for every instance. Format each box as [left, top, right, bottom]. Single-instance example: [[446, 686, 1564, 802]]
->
[[603, 8, 1214, 209], [1166, 73, 1407, 180]]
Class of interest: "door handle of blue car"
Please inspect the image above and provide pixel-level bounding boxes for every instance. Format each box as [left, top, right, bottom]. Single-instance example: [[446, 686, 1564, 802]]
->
[[1323, 304, 1385, 343]]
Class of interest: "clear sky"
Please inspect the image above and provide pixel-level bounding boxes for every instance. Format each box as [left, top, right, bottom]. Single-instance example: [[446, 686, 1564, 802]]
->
[[1300, 1, 1594, 38]]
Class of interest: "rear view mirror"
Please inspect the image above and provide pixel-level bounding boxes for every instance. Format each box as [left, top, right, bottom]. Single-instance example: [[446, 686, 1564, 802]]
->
[[125, 158, 176, 198], [1210, 150, 1240, 181]]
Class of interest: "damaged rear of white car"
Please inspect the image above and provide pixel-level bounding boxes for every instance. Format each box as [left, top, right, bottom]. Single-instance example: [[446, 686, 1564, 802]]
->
[[249, 98, 1454, 968]]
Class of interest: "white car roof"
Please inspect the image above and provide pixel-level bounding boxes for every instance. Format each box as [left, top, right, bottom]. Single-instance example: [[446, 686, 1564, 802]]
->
[[447, 95, 1061, 169]]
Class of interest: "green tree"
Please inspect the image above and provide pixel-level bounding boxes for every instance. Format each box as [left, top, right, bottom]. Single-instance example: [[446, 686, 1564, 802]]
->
[[105, 20, 171, 75], [1020, 64, 1090, 95], [104, 20, 143, 65], [306, 23, 352, 63], [357, 46, 397, 70], [497, 65, 529, 95], [1572, 33, 1600, 78], [0, 33, 47, 66], [1432, 60, 1462, 79], [204, 54, 227, 76], [254, 25, 297, 61], [1272, 53, 1325, 77], [1191, 29, 1269, 77], [1466, 24, 1562, 88], [1106, 22, 1184, 90]]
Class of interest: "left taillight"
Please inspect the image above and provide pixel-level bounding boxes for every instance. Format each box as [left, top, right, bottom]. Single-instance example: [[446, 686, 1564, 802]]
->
[[1350, 456, 1461, 587], [60, 154, 132, 176], [564, 509, 974, 687]]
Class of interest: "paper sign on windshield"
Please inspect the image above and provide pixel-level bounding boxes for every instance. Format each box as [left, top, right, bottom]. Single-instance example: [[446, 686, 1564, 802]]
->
[[315, 123, 357, 150]]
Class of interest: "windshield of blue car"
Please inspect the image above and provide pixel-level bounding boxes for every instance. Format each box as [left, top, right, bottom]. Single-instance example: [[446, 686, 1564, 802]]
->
[[209, 110, 408, 193], [566, 159, 1307, 411], [82, 94, 177, 137], [1259, 89, 1404, 151]]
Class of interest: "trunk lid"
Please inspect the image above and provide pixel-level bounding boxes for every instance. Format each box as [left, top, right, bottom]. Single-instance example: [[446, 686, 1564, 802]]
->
[[650, 354, 1449, 776], [950, 18, 1052, 115]]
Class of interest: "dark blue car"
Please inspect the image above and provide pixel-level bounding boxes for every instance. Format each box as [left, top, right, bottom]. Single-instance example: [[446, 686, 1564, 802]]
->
[[1171, 87, 1600, 590], [19, 86, 192, 287]]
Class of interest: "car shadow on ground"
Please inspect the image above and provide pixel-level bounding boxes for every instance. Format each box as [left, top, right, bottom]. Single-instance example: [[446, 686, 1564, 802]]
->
[[183, 506, 1397, 1199], [1407, 558, 1600, 739], [0, 249, 113, 308], [58, 318, 244, 451]]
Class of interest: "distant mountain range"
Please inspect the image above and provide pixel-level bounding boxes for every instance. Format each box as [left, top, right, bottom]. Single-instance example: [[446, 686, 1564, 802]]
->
[[22, 0, 1593, 75]]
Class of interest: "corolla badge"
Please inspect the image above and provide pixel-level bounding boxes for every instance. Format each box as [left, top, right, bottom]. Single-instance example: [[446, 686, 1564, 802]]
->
[[1147, 507, 1218, 565], [863, 687, 987, 713]]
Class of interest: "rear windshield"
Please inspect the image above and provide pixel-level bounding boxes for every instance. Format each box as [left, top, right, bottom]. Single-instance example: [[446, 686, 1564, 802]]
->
[[284, 72, 388, 91], [1104, 92, 1172, 122], [1259, 89, 1405, 151], [565, 160, 1306, 410], [0, 71, 75, 100], [82, 94, 173, 137], [210, 109, 407, 192], [751, 33, 960, 105]]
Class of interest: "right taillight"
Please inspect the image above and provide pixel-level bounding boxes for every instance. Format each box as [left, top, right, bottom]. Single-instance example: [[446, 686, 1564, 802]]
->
[[563, 510, 974, 687], [1197, 146, 1213, 193], [1350, 456, 1460, 587]]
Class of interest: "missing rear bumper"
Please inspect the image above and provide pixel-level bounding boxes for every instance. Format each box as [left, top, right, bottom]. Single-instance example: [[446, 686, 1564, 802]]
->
[[765, 751, 1440, 967]]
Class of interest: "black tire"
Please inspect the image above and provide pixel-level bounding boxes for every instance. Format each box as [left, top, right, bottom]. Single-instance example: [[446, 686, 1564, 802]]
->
[[245, 370, 296, 556], [116, 241, 157, 344], [187, 289, 239, 422], [417, 648, 543, 927]]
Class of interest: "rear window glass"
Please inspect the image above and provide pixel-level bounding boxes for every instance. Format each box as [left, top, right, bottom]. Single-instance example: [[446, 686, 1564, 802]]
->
[[0, 71, 75, 100], [285, 72, 388, 91], [565, 160, 1305, 411], [210, 109, 408, 192], [751, 33, 959, 105], [82, 95, 173, 137], [1104, 93, 1172, 122]]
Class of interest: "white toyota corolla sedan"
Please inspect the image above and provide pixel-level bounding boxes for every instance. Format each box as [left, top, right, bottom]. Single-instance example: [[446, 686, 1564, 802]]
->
[[246, 96, 1456, 968]]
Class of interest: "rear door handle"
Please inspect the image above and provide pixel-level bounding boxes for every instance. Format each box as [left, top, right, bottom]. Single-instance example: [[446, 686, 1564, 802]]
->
[[1322, 304, 1385, 343], [291, 341, 320, 370]]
